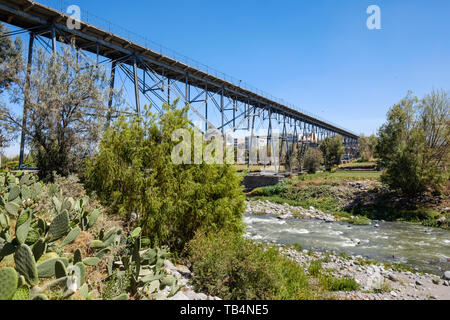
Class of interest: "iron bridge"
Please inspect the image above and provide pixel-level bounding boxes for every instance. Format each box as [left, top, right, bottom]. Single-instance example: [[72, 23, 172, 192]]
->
[[0, 0, 359, 170]]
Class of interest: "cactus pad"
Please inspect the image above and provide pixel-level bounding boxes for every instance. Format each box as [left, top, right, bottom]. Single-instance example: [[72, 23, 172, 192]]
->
[[8, 185, 20, 202], [87, 209, 100, 228], [60, 227, 81, 247], [21, 185, 32, 201], [0, 267, 18, 300], [5, 202, 19, 217], [15, 211, 32, 244], [0, 213, 9, 228], [11, 285, 30, 300], [14, 244, 38, 286], [25, 229, 41, 245], [37, 257, 69, 278], [73, 248, 83, 264], [48, 210, 69, 241], [90, 240, 105, 249], [82, 257, 100, 266], [67, 262, 85, 288], [95, 247, 110, 260], [55, 260, 67, 278]]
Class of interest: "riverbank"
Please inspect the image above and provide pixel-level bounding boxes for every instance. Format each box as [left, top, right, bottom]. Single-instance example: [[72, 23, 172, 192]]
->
[[246, 170, 449, 229], [280, 246, 450, 300], [243, 196, 450, 300], [245, 199, 450, 274]]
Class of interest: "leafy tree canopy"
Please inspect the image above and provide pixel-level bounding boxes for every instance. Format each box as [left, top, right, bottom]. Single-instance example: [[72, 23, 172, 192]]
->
[[86, 103, 246, 252], [376, 89, 449, 196]]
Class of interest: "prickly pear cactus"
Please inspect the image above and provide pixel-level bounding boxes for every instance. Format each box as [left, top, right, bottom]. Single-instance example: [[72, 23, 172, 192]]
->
[[0, 213, 8, 229], [48, 210, 69, 241], [130, 227, 142, 239], [5, 202, 19, 217], [79, 283, 90, 299], [73, 248, 83, 264], [60, 226, 81, 247], [32, 239, 46, 262], [0, 267, 18, 300], [82, 257, 100, 266], [21, 185, 32, 201], [95, 247, 110, 260], [14, 244, 38, 286], [141, 248, 157, 265], [25, 229, 40, 245], [37, 257, 69, 278], [11, 285, 30, 300], [67, 262, 86, 289], [90, 239, 105, 249], [8, 185, 20, 202], [15, 210, 32, 244], [55, 260, 67, 278]]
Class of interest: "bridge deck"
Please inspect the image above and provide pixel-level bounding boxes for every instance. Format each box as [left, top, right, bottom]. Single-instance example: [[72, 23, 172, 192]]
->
[[0, 0, 358, 139]]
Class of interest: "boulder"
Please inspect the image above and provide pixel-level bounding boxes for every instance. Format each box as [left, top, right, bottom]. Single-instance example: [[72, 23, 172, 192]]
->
[[443, 271, 450, 280]]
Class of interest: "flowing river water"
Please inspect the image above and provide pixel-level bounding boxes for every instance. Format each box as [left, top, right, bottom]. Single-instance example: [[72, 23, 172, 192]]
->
[[244, 214, 450, 275]]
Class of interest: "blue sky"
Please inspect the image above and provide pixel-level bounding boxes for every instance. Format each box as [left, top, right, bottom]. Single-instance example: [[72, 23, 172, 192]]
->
[[3, 0, 450, 155]]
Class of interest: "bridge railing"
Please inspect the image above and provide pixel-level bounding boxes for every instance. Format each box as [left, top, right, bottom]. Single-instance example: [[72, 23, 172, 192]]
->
[[34, 0, 356, 136]]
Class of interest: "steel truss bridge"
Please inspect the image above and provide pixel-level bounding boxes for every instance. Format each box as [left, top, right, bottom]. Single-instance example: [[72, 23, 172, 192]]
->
[[0, 0, 359, 170]]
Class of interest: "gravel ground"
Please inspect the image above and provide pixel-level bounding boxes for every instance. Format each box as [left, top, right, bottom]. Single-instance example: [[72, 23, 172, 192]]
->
[[245, 199, 337, 222]]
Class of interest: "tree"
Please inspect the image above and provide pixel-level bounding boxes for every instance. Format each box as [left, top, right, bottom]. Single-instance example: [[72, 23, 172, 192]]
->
[[86, 103, 246, 252], [1, 44, 120, 179], [319, 135, 345, 170], [0, 22, 23, 152], [303, 147, 323, 173], [0, 22, 23, 93], [358, 134, 378, 161], [376, 90, 449, 196]]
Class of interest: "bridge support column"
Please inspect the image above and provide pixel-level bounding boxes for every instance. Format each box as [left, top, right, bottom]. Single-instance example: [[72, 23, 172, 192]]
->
[[248, 106, 256, 168], [185, 73, 190, 105], [106, 60, 116, 127], [51, 25, 56, 54], [221, 86, 224, 136], [133, 56, 140, 115], [279, 114, 287, 167], [167, 78, 171, 105], [19, 32, 34, 170], [265, 109, 272, 172], [204, 83, 208, 132]]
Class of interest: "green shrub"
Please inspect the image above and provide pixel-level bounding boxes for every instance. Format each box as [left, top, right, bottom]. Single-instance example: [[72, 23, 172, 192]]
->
[[86, 103, 245, 252], [319, 136, 345, 171], [376, 90, 449, 196], [303, 148, 323, 174], [308, 260, 322, 276], [324, 276, 360, 291], [186, 230, 318, 300]]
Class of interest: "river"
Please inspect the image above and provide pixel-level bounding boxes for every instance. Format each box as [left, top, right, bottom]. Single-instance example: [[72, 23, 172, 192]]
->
[[244, 214, 450, 275]]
